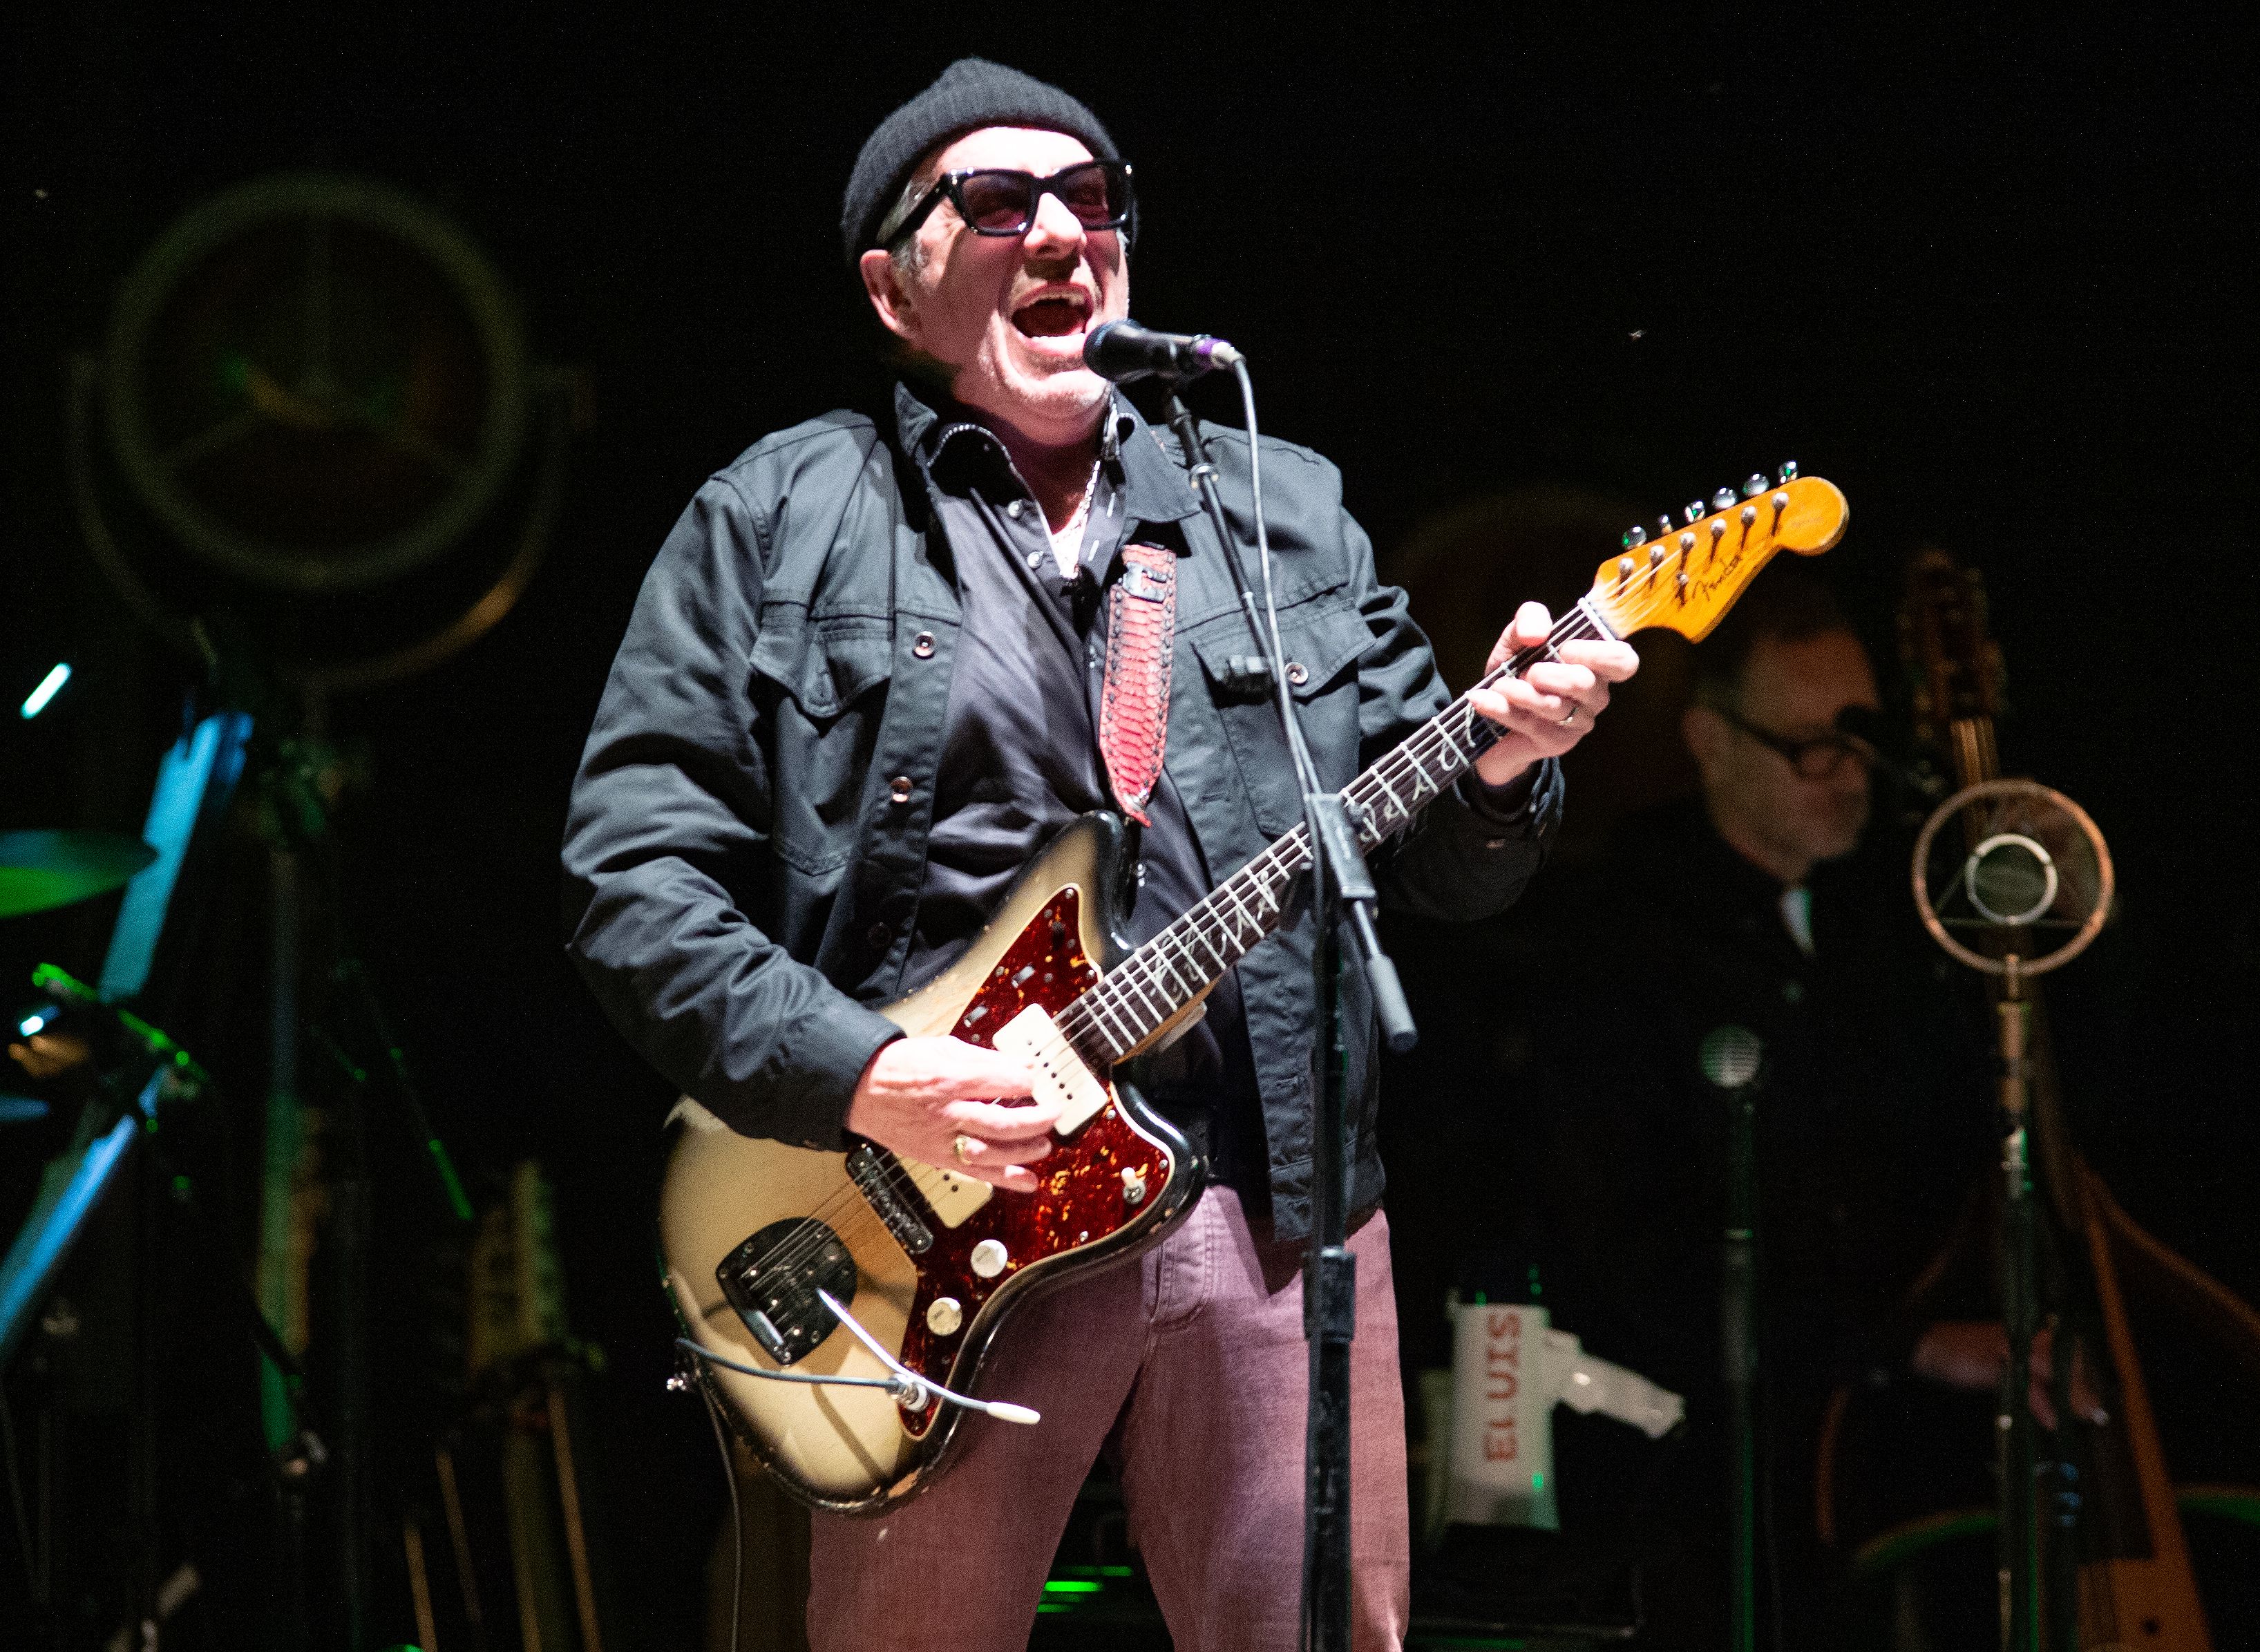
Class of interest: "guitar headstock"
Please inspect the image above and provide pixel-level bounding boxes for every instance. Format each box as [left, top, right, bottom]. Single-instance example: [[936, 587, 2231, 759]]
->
[[1899, 547, 2005, 749], [1585, 467, 1848, 641]]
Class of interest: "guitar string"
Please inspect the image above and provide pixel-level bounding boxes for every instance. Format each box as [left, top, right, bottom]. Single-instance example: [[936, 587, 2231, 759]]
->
[[1062, 585, 1635, 1044], [1058, 503, 1796, 1054], [729, 515, 1792, 1293], [1053, 596, 1614, 1056], [1051, 625, 1577, 1052]]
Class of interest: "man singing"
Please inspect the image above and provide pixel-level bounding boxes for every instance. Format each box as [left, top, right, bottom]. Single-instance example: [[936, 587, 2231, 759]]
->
[[562, 58, 1635, 1651]]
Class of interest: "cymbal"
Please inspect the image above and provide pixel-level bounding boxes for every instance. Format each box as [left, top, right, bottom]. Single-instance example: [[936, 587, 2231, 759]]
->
[[0, 830, 158, 918]]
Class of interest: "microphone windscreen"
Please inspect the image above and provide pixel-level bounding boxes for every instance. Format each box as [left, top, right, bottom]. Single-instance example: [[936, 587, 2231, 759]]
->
[[1698, 1025, 1764, 1091], [1967, 836, 2055, 924]]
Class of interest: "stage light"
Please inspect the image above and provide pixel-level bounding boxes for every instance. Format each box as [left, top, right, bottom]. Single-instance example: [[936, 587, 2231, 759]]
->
[[19, 1012, 49, 1037], [20, 663, 71, 719]]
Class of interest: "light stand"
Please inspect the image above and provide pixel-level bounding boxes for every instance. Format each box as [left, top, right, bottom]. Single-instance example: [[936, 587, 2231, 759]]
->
[[1159, 378, 1417, 1652], [1911, 779, 2114, 1652]]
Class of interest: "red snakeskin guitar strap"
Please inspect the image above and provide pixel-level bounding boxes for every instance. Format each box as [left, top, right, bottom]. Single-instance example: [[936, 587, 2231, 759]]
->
[[1098, 543, 1177, 826]]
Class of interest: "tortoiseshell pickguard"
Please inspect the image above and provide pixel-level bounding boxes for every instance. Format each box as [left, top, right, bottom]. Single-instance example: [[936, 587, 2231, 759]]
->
[[889, 886, 1175, 1437]]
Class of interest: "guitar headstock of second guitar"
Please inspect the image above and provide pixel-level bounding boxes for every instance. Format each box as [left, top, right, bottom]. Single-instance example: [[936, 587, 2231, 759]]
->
[[1586, 466, 1849, 642]]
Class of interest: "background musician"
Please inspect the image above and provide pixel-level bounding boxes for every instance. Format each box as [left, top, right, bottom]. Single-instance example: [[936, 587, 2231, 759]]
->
[[1517, 567, 2090, 1643]]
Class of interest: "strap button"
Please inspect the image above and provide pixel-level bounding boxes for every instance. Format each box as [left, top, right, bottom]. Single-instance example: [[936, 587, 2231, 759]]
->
[[889, 776, 913, 806], [866, 922, 892, 949], [1285, 661, 1309, 687], [911, 632, 937, 659]]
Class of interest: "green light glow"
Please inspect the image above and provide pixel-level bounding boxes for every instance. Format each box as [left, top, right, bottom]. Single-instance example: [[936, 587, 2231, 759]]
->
[[1042, 1579, 1103, 1594], [1531, 1472, 1545, 1489]]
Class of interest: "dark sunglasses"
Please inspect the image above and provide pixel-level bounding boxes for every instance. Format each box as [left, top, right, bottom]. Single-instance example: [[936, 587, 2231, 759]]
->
[[880, 160, 1134, 246], [1717, 705, 1879, 781]]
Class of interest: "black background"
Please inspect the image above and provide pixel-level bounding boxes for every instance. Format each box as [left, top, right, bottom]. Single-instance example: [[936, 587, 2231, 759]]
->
[[3, 6, 2254, 1646]]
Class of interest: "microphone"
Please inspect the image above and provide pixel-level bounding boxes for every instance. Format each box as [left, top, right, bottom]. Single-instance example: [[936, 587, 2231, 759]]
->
[[1964, 833, 2058, 927], [1083, 319, 1244, 383], [1698, 1025, 1764, 1092]]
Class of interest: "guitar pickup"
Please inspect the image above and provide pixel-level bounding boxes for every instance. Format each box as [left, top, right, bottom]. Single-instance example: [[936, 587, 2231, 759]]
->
[[846, 1143, 933, 1254], [994, 1005, 1112, 1136]]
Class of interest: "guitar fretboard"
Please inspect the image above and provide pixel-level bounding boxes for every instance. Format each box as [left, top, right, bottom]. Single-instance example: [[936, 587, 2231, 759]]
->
[[1050, 596, 1613, 1069]]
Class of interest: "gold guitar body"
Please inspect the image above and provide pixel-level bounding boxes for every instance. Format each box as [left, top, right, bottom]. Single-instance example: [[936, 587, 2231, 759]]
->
[[658, 814, 1203, 1512]]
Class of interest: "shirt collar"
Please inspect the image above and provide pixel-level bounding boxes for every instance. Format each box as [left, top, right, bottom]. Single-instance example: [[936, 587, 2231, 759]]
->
[[893, 381, 1201, 526]]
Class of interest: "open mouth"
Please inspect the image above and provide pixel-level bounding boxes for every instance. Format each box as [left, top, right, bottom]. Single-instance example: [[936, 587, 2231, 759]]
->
[[1010, 287, 1092, 341]]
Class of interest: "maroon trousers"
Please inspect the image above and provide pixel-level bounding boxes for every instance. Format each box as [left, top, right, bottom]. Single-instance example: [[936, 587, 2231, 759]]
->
[[806, 1186, 1411, 1651]]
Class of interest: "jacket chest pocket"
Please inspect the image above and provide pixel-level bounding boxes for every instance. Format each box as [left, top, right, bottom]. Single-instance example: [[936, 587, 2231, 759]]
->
[[1190, 596, 1371, 837], [748, 620, 893, 874]]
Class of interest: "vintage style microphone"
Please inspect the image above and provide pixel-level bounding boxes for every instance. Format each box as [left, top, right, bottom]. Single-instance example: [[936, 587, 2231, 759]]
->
[[1912, 779, 2115, 1652]]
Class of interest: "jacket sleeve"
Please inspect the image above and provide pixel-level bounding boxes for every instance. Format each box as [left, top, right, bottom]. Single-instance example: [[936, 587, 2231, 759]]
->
[[1341, 503, 1564, 922], [560, 475, 899, 1146]]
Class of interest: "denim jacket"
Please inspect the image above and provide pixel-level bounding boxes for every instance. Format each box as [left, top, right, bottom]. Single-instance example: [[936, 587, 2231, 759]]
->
[[562, 386, 1560, 1239]]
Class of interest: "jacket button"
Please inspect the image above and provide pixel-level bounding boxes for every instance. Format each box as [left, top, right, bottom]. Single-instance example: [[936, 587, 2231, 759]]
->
[[889, 776, 913, 805], [1286, 661, 1309, 686], [866, 922, 892, 949], [912, 632, 936, 658]]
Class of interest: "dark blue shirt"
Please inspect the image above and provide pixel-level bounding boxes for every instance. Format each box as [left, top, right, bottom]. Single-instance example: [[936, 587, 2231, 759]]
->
[[904, 398, 1269, 1192]]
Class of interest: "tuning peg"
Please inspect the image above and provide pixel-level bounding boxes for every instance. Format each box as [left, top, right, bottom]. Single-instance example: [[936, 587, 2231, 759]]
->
[[1656, 515, 1673, 540], [1741, 473, 1767, 497], [1711, 487, 1737, 511], [1778, 461, 1798, 484], [1683, 502, 1705, 525], [1622, 525, 1647, 548]]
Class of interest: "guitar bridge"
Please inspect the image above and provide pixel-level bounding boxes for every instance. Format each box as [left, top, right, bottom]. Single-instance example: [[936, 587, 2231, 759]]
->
[[847, 1143, 933, 1255], [716, 1217, 860, 1366]]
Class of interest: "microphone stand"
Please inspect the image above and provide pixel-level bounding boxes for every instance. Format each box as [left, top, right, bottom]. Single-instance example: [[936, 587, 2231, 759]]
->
[[1996, 957, 2042, 1652], [1160, 384, 1417, 1652], [1698, 1027, 1764, 1652], [1720, 1064, 1760, 1652]]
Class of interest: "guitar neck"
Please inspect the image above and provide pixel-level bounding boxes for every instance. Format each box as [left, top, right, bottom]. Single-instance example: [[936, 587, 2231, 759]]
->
[[1054, 596, 1615, 1069]]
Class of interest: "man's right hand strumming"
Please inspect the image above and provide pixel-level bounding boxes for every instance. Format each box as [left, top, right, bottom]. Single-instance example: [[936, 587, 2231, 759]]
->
[[845, 1036, 1057, 1192]]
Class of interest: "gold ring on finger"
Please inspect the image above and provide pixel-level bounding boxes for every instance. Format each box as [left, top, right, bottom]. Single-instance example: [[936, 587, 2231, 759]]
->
[[951, 1133, 982, 1165]]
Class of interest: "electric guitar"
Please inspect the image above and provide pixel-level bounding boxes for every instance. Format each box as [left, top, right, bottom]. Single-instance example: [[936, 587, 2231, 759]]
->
[[661, 471, 1849, 1512]]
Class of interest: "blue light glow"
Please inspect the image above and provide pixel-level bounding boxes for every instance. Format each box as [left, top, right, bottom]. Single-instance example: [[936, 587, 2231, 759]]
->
[[17, 1013, 47, 1038], [20, 663, 71, 719]]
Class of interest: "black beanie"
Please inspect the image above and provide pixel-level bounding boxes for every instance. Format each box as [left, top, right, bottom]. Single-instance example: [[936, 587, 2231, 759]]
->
[[841, 57, 1119, 265]]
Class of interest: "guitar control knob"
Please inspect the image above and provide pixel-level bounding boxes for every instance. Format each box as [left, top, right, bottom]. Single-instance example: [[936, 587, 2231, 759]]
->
[[926, 1296, 964, 1336], [970, 1239, 1009, 1279]]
